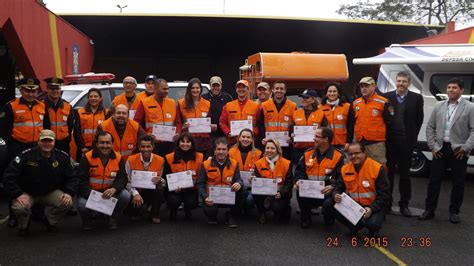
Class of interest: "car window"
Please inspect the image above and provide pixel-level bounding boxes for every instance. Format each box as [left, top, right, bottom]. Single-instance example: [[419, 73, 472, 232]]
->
[[61, 90, 82, 103], [168, 86, 187, 101], [430, 74, 474, 101], [74, 89, 112, 109]]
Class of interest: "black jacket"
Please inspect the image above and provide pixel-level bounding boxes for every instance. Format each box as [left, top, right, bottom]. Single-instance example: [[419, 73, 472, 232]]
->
[[3, 147, 78, 199], [202, 91, 233, 137], [383, 90, 424, 149], [77, 148, 128, 198]]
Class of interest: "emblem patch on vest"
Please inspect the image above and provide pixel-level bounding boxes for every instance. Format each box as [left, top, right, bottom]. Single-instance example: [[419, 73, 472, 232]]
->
[[284, 116, 289, 121], [202, 112, 207, 117], [371, 109, 379, 116], [362, 180, 370, 187], [337, 115, 344, 120], [111, 172, 117, 177], [52, 160, 59, 168], [166, 112, 172, 118]]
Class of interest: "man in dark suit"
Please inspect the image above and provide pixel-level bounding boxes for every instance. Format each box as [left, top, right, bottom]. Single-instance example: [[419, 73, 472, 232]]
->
[[384, 71, 424, 217]]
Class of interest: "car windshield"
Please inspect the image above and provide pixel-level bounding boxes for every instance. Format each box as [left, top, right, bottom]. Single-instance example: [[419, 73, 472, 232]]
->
[[61, 90, 82, 103]]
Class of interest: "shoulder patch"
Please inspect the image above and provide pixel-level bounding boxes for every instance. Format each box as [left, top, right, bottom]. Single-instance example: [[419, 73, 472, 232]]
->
[[373, 98, 386, 104], [21, 148, 32, 154], [55, 148, 70, 158], [14, 156, 21, 164]]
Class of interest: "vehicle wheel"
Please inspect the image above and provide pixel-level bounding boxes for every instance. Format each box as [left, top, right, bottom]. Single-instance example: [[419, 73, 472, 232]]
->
[[410, 149, 430, 177]]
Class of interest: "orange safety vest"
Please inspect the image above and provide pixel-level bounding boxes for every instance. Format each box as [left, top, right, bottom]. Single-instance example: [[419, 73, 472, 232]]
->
[[45, 100, 72, 141], [320, 103, 351, 146], [254, 156, 291, 187], [341, 157, 381, 206], [228, 146, 262, 171], [303, 148, 343, 181], [292, 108, 325, 149], [353, 93, 388, 142], [85, 150, 122, 191], [112, 92, 143, 111], [135, 91, 151, 103], [127, 153, 165, 177], [100, 118, 139, 159], [261, 99, 297, 132], [202, 157, 238, 187], [10, 98, 45, 144], [178, 98, 211, 138], [225, 99, 259, 141], [165, 152, 204, 182], [77, 107, 108, 147], [140, 96, 177, 133]]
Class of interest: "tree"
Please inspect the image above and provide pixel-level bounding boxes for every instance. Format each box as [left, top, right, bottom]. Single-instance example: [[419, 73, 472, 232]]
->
[[337, 0, 474, 25]]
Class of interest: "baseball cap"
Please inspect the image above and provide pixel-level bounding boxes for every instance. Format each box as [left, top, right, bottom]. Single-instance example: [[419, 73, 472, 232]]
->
[[145, 75, 158, 82], [39, 129, 56, 141], [236, 80, 249, 87], [359, 77, 376, 85], [299, 89, 318, 98], [209, 76, 222, 86], [256, 82, 270, 90]]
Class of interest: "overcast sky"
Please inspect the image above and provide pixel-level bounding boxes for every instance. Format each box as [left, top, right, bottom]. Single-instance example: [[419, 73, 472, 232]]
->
[[44, 0, 472, 29]]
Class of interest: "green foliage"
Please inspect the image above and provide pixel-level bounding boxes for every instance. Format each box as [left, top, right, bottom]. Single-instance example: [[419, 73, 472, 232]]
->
[[337, 0, 474, 25]]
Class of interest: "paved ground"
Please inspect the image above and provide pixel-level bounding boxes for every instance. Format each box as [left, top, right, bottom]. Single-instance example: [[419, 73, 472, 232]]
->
[[0, 174, 473, 265]]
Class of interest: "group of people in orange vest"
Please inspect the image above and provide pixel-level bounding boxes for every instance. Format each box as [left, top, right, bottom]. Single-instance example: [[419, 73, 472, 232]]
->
[[0, 72, 424, 237]]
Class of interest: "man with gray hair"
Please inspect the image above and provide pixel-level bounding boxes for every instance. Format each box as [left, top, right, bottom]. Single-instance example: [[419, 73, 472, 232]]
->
[[112, 76, 142, 119]]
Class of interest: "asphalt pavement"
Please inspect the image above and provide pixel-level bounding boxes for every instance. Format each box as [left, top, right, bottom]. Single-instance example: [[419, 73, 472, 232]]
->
[[0, 174, 473, 265]]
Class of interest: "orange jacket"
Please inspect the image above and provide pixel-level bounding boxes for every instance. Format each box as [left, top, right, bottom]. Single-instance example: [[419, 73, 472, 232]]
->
[[353, 94, 388, 142], [202, 157, 238, 187], [77, 107, 107, 147], [45, 100, 72, 141], [228, 146, 262, 171], [100, 118, 139, 159], [303, 148, 343, 181], [127, 153, 165, 176], [254, 156, 291, 187], [261, 99, 297, 132], [165, 152, 204, 182], [220, 99, 259, 141], [178, 98, 211, 138], [140, 96, 177, 133], [10, 98, 45, 143], [85, 150, 122, 191], [321, 103, 351, 145], [341, 157, 381, 206], [112, 92, 143, 111], [292, 108, 325, 149]]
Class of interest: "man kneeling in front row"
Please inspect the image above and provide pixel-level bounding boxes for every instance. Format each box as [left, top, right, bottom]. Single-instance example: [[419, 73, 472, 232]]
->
[[77, 131, 131, 230], [331, 142, 390, 237], [3, 130, 78, 236]]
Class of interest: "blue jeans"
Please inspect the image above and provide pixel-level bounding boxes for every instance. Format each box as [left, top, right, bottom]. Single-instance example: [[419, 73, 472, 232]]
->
[[77, 189, 131, 219]]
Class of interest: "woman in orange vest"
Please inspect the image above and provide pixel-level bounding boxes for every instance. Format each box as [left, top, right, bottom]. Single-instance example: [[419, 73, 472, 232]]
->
[[164, 132, 204, 220], [74, 88, 109, 160], [291, 89, 326, 164], [253, 139, 293, 224], [179, 78, 216, 155], [228, 129, 262, 212], [319, 82, 354, 151]]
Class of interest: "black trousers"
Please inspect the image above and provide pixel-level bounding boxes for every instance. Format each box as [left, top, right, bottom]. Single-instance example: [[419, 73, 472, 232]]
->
[[130, 186, 164, 218], [253, 194, 291, 220], [202, 188, 244, 219], [296, 193, 335, 223], [335, 207, 384, 233], [387, 138, 413, 206], [55, 139, 70, 154], [167, 188, 199, 211], [425, 142, 468, 214]]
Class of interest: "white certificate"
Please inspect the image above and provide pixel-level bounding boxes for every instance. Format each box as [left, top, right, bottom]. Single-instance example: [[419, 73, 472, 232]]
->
[[152, 125, 176, 142], [334, 192, 366, 225], [131, 170, 157, 189], [230, 120, 253, 136], [293, 126, 317, 142], [208, 186, 236, 205], [85, 190, 118, 216], [251, 177, 278, 195], [188, 118, 211, 133], [240, 171, 253, 188], [128, 110, 136, 120], [166, 170, 194, 191], [299, 180, 324, 199], [265, 131, 290, 147]]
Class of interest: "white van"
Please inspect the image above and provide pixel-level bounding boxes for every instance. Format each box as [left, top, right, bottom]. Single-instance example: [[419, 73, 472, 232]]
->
[[353, 44, 474, 176]]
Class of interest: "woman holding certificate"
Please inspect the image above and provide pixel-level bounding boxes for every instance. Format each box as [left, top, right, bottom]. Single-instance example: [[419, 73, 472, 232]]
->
[[164, 133, 204, 220], [319, 82, 354, 151], [253, 139, 293, 224], [178, 78, 216, 154], [228, 129, 262, 212], [292, 89, 326, 164]]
